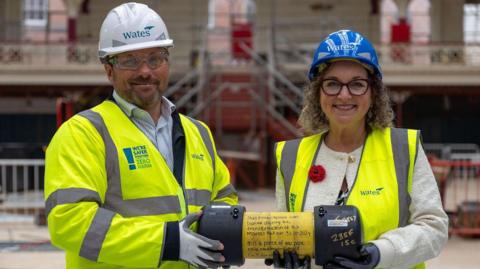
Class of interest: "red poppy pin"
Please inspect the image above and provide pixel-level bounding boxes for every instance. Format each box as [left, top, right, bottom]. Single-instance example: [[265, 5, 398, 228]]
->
[[308, 165, 326, 183]]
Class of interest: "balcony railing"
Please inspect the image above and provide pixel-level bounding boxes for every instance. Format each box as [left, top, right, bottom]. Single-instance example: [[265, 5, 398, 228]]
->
[[275, 42, 480, 68], [0, 42, 193, 74], [1, 42, 480, 69], [1, 41, 480, 88], [0, 43, 98, 66], [378, 43, 480, 66]]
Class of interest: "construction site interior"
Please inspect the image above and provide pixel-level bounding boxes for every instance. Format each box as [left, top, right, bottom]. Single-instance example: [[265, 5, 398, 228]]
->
[[0, 0, 480, 267]]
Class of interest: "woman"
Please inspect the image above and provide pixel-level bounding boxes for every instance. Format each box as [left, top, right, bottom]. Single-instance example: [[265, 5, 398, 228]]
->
[[270, 30, 448, 269]]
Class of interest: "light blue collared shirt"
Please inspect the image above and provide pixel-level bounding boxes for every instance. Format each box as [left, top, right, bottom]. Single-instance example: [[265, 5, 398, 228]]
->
[[113, 90, 176, 171]]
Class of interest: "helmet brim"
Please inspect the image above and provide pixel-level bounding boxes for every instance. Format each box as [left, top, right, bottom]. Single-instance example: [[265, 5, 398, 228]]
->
[[308, 56, 382, 81], [99, 39, 174, 58]]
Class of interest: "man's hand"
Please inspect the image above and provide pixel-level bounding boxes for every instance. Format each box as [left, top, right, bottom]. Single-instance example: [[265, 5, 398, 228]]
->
[[179, 212, 225, 268], [265, 250, 311, 269], [325, 243, 380, 269]]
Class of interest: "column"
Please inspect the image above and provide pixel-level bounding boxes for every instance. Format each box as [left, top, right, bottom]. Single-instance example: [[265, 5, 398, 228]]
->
[[62, 0, 84, 42]]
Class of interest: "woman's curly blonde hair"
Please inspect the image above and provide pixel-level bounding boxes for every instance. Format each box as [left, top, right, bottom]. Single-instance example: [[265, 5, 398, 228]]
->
[[298, 66, 394, 135]]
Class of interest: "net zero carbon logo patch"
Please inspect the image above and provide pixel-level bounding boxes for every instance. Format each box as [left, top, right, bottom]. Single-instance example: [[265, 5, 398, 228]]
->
[[123, 145, 152, 170]]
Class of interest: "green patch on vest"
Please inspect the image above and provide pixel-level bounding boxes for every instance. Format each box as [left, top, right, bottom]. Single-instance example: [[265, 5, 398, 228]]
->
[[289, 193, 297, 210], [122, 145, 152, 170], [360, 187, 384, 196]]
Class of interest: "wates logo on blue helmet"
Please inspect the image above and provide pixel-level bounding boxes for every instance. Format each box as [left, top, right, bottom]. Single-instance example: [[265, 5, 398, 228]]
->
[[308, 29, 382, 80], [325, 44, 356, 52], [122, 25, 155, 40]]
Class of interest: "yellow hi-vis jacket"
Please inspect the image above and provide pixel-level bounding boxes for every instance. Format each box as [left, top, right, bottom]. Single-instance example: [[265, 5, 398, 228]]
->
[[45, 100, 237, 269], [275, 128, 424, 269]]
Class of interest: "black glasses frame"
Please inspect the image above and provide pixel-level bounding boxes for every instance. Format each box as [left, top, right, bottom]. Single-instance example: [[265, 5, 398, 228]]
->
[[320, 78, 371, 96]]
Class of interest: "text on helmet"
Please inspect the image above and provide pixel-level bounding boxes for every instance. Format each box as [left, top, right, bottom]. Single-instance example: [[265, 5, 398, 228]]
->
[[326, 44, 357, 52], [122, 26, 155, 40]]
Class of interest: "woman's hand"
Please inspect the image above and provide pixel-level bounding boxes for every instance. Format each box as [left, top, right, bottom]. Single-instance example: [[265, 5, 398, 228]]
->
[[325, 243, 380, 269], [265, 250, 311, 269]]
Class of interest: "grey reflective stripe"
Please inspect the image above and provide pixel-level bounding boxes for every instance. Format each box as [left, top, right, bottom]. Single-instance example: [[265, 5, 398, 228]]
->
[[105, 196, 181, 217], [79, 207, 115, 261], [112, 39, 127, 47], [79, 110, 122, 210], [79, 108, 181, 217], [186, 189, 211, 206], [215, 184, 237, 200], [391, 128, 412, 227], [186, 117, 216, 174], [280, 139, 302, 211], [45, 188, 101, 217]]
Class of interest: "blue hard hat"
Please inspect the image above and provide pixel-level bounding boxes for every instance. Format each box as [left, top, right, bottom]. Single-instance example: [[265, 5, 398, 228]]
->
[[308, 29, 382, 81]]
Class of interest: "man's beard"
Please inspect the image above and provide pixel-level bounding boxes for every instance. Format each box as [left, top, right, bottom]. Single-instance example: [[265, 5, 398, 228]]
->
[[115, 73, 164, 109], [129, 90, 161, 109]]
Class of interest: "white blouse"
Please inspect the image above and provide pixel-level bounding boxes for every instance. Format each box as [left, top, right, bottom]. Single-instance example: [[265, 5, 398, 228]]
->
[[275, 141, 448, 269]]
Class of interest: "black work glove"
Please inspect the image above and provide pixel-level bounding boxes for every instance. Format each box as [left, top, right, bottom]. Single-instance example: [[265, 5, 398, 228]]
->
[[325, 243, 380, 269], [265, 250, 311, 269]]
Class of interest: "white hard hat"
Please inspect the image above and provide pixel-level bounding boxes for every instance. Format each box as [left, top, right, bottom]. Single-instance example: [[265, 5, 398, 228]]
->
[[98, 2, 173, 59]]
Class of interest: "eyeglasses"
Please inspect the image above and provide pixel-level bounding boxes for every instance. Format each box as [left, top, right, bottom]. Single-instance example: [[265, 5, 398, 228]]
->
[[108, 51, 169, 70], [320, 78, 370, 96]]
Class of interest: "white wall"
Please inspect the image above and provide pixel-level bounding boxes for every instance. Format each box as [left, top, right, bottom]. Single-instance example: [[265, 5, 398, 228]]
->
[[255, 0, 381, 53], [0, 0, 23, 41], [430, 0, 464, 43]]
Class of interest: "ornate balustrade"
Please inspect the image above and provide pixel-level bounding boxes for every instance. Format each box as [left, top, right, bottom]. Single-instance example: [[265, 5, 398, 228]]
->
[[1, 42, 480, 86]]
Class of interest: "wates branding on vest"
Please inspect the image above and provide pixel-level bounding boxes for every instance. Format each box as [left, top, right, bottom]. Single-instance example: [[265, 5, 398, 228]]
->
[[360, 187, 384, 196], [122, 145, 152, 170], [122, 25, 154, 40], [192, 153, 204, 161]]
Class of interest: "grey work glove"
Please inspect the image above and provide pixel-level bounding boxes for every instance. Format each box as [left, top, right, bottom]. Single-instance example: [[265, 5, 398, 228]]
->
[[325, 243, 380, 269], [265, 250, 311, 269], [179, 212, 225, 268]]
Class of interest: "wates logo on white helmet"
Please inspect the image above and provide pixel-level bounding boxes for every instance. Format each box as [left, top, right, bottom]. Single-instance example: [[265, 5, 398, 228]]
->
[[122, 26, 155, 40]]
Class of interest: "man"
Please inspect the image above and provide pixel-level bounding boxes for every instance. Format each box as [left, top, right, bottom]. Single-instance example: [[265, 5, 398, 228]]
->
[[44, 3, 237, 269]]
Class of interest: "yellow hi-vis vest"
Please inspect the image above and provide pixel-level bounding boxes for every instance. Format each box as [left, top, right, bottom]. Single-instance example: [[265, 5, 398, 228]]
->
[[45, 100, 237, 269], [275, 128, 424, 269]]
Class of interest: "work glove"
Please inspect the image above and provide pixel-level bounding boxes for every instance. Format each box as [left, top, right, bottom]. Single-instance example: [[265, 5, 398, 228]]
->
[[325, 243, 380, 269], [265, 250, 311, 269], [179, 212, 225, 268]]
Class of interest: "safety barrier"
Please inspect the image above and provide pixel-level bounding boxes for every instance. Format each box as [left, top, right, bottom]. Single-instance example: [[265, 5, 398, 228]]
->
[[0, 159, 45, 224], [430, 159, 480, 237]]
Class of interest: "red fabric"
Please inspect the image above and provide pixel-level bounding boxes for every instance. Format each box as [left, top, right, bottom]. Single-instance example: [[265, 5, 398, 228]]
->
[[308, 165, 326, 183], [68, 18, 77, 43], [231, 23, 253, 60], [391, 18, 410, 43]]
